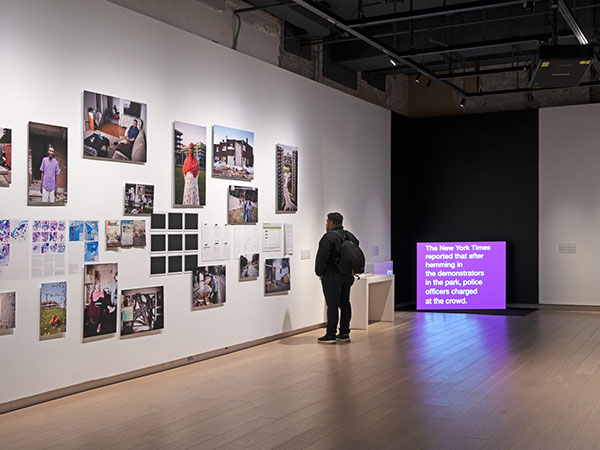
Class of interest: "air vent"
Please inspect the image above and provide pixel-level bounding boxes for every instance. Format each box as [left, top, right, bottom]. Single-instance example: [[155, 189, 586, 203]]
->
[[558, 242, 577, 254]]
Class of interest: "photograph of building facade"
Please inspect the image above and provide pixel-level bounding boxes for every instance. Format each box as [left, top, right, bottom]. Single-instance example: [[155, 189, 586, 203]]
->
[[276, 144, 298, 212], [213, 125, 254, 181]]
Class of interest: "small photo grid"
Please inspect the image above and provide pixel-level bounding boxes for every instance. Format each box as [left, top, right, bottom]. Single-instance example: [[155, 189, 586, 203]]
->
[[150, 212, 199, 275]]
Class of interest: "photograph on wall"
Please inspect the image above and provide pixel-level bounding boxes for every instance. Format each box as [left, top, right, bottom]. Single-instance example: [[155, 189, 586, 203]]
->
[[228, 186, 258, 225], [121, 286, 164, 336], [0, 291, 16, 329], [124, 183, 154, 215], [28, 122, 68, 205], [276, 144, 298, 212], [192, 265, 226, 309], [265, 258, 290, 294], [174, 121, 206, 207], [240, 253, 259, 281], [133, 220, 146, 247], [105, 220, 121, 248], [213, 125, 254, 181], [10, 220, 29, 242], [0, 128, 12, 187], [121, 220, 133, 247], [83, 90, 147, 163], [84, 241, 99, 262], [83, 263, 118, 337], [69, 221, 84, 241], [85, 221, 99, 241], [40, 281, 67, 336]]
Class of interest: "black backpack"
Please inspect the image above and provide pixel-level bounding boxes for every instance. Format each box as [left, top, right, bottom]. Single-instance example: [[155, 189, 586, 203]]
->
[[332, 230, 365, 276]]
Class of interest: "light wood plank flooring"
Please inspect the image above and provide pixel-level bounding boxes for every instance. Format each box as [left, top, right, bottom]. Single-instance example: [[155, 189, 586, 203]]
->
[[3, 310, 600, 449]]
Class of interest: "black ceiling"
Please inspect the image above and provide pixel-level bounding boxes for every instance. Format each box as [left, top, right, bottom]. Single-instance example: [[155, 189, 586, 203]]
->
[[242, 0, 600, 91]]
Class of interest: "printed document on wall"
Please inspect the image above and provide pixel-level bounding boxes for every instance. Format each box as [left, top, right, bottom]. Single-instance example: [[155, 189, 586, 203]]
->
[[262, 223, 282, 252], [202, 223, 232, 261], [284, 223, 293, 255], [234, 226, 261, 257]]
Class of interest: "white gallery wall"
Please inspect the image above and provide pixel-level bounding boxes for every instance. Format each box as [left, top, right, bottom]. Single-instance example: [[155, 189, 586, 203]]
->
[[0, 0, 391, 405], [540, 103, 600, 305]]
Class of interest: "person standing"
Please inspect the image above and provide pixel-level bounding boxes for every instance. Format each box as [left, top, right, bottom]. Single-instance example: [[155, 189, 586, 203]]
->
[[182, 143, 200, 206], [39, 144, 60, 202], [315, 212, 359, 344]]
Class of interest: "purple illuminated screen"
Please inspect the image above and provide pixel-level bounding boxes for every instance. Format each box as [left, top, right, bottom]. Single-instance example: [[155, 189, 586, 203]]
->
[[417, 241, 506, 310]]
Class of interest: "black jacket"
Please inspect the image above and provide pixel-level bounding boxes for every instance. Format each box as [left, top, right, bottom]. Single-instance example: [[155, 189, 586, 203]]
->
[[315, 225, 359, 277]]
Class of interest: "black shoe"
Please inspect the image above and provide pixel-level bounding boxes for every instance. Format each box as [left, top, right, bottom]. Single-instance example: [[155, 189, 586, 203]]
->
[[317, 335, 337, 344], [336, 333, 351, 343]]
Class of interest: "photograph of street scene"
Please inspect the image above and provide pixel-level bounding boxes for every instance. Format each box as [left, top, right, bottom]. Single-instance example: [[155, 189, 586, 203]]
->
[[276, 144, 298, 212], [192, 265, 226, 309], [213, 125, 254, 181], [174, 121, 206, 207], [228, 186, 258, 225], [240, 253, 259, 281], [265, 258, 290, 294]]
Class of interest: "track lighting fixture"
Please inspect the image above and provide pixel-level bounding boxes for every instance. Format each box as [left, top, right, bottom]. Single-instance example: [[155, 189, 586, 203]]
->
[[459, 98, 466, 108], [415, 73, 422, 83]]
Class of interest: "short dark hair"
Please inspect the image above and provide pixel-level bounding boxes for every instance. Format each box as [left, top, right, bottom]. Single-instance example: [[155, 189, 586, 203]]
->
[[327, 212, 343, 226]]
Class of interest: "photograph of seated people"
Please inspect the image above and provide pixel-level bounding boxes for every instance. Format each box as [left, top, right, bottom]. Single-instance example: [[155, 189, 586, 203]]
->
[[83, 90, 147, 163]]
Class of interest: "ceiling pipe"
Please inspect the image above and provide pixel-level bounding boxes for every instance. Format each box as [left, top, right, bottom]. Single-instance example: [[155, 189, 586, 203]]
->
[[346, 0, 536, 29], [288, 0, 468, 96], [469, 80, 600, 97]]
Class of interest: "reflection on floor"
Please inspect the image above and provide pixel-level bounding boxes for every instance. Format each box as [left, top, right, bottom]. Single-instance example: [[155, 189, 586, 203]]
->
[[3, 309, 600, 449]]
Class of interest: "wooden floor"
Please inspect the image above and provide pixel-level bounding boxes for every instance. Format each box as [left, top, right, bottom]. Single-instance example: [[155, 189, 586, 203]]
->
[[4, 309, 600, 449]]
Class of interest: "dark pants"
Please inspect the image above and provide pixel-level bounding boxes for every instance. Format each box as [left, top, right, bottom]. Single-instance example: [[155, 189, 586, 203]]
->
[[322, 274, 354, 336]]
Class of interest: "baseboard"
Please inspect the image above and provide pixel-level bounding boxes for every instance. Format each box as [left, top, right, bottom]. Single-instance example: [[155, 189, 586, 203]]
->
[[0, 322, 326, 415]]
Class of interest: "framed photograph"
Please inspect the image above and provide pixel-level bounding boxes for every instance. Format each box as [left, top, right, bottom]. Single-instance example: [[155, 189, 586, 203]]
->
[[0, 291, 16, 329], [276, 144, 298, 212], [150, 213, 166, 231], [40, 282, 67, 336], [265, 258, 290, 294], [0, 128, 12, 187], [28, 122, 68, 205], [240, 253, 259, 281], [228, 186, 258, 225], [83, 263, 118, 337], [212, 125, 254, 181], [174, 121, 206, 207], [83, 90, 147, 163], [192, 265, 226, 309], [150, 256, 166, 276], [121, 286, 164, 336], [124, 183, 154, 215]]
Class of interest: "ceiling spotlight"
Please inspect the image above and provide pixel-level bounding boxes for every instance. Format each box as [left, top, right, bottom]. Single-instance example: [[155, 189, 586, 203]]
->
[[389, 57, 397, 67], [415, 73, 422, 83], [426, 78, 432, 88], [459, 98, 466, 108]]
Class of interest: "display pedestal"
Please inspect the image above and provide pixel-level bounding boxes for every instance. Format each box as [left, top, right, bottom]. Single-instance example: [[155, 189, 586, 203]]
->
[[350, 273, 395, 330]]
